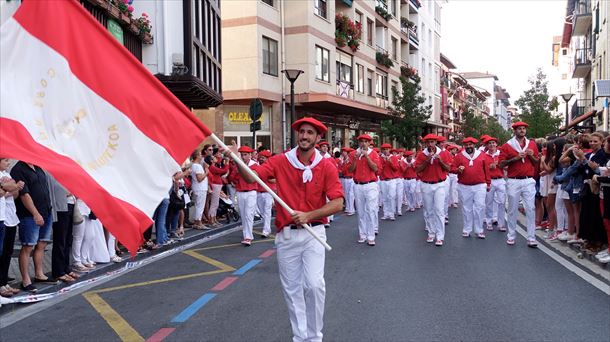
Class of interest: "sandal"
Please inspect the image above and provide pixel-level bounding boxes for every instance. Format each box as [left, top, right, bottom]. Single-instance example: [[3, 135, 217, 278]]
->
[[58, 274, 75, 283], [0, 286, 13, 297], [68, 272, 81, 279]]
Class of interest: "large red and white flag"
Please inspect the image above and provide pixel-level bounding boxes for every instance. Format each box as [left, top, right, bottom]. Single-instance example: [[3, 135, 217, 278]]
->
[[0, 0, 212, 254]]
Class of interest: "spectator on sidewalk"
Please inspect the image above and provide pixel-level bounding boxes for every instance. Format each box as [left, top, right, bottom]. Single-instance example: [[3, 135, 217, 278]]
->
[[11, 161, 54, 293], [0, 158, 24, 297], [191, 149, 208, 230], [207, 151, 229, 227]]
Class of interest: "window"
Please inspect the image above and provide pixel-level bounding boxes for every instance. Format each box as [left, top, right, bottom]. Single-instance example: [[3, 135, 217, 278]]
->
[[261, 0, 274, 7], [367, 69, 374, 96], [355, 64, 364, 93], [355, 11, 362, 27], [376, 73, 388, 98], [314, 0, 327, 19], [262, 36, 278, 76], [391, 0, 397, 17], [391, 80, 398, 100], [391, 37, 398, 61], [421, 58, 425, 76], [366, 18, 373, 46], [315, 45, 330, 82], [336, 61, 352, 83]]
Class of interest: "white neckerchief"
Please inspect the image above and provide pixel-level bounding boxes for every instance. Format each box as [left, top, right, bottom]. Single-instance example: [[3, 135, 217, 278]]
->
[[486, 149, 500, 158], [323, 152, 331, 159], [356, 147, 373, 160], [247, 159, 258, 167], [461, 149, 481, 167], [285, 147, 323, 183], [401, 157, 414, 167], [422, 146, 441, 164], [508, 136, 529, 163]]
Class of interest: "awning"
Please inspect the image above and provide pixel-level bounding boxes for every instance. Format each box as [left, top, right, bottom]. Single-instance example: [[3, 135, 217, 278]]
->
[[559, 109, 597, 131]]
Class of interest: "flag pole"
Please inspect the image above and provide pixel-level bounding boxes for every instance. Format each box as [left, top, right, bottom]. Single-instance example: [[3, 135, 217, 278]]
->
[[209, 134, 332, 251]]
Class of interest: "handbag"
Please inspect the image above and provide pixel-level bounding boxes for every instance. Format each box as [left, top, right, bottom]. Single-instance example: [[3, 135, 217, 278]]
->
[[72, 203, 84, 225]]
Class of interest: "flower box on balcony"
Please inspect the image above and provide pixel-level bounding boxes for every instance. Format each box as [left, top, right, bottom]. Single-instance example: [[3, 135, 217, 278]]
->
[[335, 13, 362, 52], [375, 6, 392, 21], [376, 51, 394, 68], [119, 11, 131, 25], [141, 31, 153, 45], [107, 3, 121, 20]]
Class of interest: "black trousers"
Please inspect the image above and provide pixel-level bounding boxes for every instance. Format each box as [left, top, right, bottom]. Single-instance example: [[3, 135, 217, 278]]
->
[[0, 225, 17, 286], [52, 204, 74, 278]]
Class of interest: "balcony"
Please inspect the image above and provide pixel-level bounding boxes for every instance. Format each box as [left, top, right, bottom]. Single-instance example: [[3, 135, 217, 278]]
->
[[572, 0, 592, 36], [336, 80, 355, 100], [376, 95, 389, 108], [401, 0, 420, 13], [407, 26, 419, 51], [572, 48, 592, 78], [571, 98, 593, 121]]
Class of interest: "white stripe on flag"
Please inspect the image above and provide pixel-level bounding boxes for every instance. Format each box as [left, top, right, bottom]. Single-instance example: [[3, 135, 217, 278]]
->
[[0, 18, 178, 216]]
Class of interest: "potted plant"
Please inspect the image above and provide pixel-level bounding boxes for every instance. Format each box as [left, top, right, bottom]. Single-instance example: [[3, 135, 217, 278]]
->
[[375, 5, 392, 21], [335, 13, 362, 52], [376, 51, 394, 68], [135, 13, 153, 44]]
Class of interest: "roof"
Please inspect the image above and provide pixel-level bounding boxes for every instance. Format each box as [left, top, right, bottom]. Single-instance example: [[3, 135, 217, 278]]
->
[[440, 53, 457, 69], [460, 72, 499, 81]]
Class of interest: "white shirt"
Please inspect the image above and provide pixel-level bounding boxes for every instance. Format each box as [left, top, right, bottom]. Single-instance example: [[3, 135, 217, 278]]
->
[[0, 170, 19, 226], [191, 163, 207, 192]]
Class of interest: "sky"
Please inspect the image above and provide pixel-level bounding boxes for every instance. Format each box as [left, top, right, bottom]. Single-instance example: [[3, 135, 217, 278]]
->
[[441, 0, 567, 104]]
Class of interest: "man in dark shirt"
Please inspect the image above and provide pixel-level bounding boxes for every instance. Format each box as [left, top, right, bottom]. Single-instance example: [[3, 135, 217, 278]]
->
[[10, 161, 55, 293]]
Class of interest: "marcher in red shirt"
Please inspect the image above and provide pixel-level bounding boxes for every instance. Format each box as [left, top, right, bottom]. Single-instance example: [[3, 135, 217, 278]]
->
[[256, 150, 275, 238], [234, 117, 342, 342], [349, 134, 381, 245], [453, 137, 491, 239], [415, 134, 452, 246], [229, 146, 258, 246], [380, 144, 400, 220], [499, 121, 540, 247], [446, 144, 460, 208], [483, 136, 507, 232], [338, 147, 355, 215], [401, 151, 418, 212]]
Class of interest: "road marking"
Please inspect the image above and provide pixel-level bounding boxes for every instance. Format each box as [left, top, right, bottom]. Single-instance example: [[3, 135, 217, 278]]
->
[[516, 225, 610, 295], [171, 293, 217, 323], [233, 259, 262, 275], [181, 250, 236, 271], [211, 276, 238, 291], [259, 249, 276, 258], [192, 237, 274, 252], [84, 292, 145, 342], [145, 328, 175, 342]]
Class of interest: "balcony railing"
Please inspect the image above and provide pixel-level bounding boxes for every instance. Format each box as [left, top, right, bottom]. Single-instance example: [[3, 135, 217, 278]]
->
[[409, 0, 421, 12], [572, 0, 592, 36], [573, 48, 592, 78], [571, 98, 593, 121], [376, 0, 388, 12]]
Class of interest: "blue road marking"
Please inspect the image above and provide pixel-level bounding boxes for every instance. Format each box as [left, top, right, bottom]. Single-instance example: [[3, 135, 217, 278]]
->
[[171, 293, 217, 323], [233, 259, 262, 275]]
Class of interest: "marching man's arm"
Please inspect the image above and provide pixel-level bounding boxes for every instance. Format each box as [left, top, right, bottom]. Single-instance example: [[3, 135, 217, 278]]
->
[[291, 198, 343, 225]]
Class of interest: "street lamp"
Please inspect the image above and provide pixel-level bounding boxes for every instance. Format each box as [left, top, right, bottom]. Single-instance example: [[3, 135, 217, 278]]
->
[[560, 93, 574, 130], [282, 69, 304, 147]]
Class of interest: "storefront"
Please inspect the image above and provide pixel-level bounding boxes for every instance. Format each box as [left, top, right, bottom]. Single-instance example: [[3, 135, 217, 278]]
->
[[222, 105, 272, 150]]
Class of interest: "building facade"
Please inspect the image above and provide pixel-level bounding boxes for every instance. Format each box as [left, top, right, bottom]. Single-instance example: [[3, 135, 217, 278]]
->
[[219, 0, 447, 152]]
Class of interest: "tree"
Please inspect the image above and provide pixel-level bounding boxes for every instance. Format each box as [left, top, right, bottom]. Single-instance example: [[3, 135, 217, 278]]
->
[[381, 73, 431, 149], [460, 107, 512, 144], [514, 68, 561, 138]]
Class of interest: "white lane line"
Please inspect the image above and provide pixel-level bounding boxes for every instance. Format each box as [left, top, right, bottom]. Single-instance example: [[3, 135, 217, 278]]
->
[[515, 225, 610, 295]]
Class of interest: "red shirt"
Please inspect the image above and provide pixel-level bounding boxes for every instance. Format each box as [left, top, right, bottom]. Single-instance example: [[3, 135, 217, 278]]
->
[[208, 163, 229, 185], [499, 139, 539, 178], [447, 154, 458, 174], [452, 152, 491, 186], [338, 157, 354, 178], [401, 158, 417, 179], [350, 149, 381, 183], [230, 162, 259, 191], [414, 149, 452, 183], [380, 154, 400, 180], [485, 150, 504, 179], [256, 162, 277, 193], [255, 153, 343, 231]]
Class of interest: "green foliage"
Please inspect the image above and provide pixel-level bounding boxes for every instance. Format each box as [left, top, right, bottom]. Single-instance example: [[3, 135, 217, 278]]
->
[[461, 108, 512, 144], [375, 5, 392, 21], [514, 68, 562, 138], [375, 51, 394, 68], [381, 75, 431, 149]]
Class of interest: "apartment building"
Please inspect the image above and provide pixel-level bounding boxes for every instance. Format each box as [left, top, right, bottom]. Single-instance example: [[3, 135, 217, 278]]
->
[[561, 0, 610, 132], [219, 0, 446, 151], [494, 86, 511, 129], [550, 35, 578, 128]]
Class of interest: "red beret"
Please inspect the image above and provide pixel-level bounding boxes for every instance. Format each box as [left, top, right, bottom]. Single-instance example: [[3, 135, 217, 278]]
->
[[238, 146, 255, 153], [405, 150, 414, 156], [390, 148, 398, 153], [446, 144, 459, 150], [258, 150, 272, 158], [480, 134, 491, 141], [484, 137, 498, 144], [318, 141, 330, 147], [511, 121, 529, 129], [422, 134, 439, 141], [381, 143, 392, 149], [436, 136, 446, 142], [462, 137, 478, 144], [292, 117, 328, 134], [373, 148, 380, 152], [357, 134, 373, 141]]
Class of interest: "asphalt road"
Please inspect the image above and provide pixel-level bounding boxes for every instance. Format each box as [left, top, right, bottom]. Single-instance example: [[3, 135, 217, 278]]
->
[[1, 207, 609, 342]]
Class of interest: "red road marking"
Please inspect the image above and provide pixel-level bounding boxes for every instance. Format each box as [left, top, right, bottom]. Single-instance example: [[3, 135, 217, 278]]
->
[[146, 328, 175, 342], [211, 276, 238, 291], [259, 249, 276, 258]]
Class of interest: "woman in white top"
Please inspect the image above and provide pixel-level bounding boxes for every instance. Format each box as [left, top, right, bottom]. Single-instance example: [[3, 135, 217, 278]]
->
[[0, 158, 23, 297], [190, 149, 208, 229]]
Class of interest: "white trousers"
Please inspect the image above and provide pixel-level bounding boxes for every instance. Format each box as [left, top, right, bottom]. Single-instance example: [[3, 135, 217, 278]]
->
[[192, 190, 207, 221], [377, 180, 382, 206], [506, 178, 536, 241], [448, 173, 459, 205], [237, 191, 257, 240], [381, 179, 397, 219], [209, 184, 223, 218], [422, 180, 447, 240], [257, 192, 273, 236], [555, 189, 568, 231], [395, 178, 404, 215], [354, 182, 379, 241], [341, 178, 355, 214], [276, 225, 326, 342], [485, 178, 507, 228], [107, 232, 116, 258], [458, 183, 487, 234], [444, 178, 451, 218], [403, 179, 417, 210], [415, 180, 423, 207], [71, 221, 85, 265]]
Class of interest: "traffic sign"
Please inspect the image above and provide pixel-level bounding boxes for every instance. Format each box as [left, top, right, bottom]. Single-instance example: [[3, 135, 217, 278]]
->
[[249, 98, 263, 122], [250, 121, 261, 132]]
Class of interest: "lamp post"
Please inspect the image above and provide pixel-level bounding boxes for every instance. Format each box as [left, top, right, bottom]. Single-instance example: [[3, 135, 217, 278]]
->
[[282, 69, 304, 147], [560, 93, 574, 130]]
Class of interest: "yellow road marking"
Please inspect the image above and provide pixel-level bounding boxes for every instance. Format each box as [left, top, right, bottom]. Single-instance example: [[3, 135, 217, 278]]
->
[[181, 250, 235, 271], [191, 238, 274, 252], [84, 292, 144, 342]]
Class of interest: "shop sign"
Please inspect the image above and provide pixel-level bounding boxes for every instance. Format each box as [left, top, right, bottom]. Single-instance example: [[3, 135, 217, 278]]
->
[[107, 19, 124, 44], [224, 105, 270, 131]]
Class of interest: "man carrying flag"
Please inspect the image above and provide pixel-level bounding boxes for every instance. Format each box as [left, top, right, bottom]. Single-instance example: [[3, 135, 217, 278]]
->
[[234, 117, 343, 342], [0, 0, 213, 254]]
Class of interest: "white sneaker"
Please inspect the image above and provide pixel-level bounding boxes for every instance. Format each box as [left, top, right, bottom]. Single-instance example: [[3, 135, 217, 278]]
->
[[598, 255, 610, 263], [595, 250, 609, 259], [111, 256, 122, 263], [567, 237, 584, 244], [557, 232, 571, 241]]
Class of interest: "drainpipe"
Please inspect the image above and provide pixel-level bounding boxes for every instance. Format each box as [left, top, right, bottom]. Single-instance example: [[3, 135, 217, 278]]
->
[[280, 0, 287, 151]]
